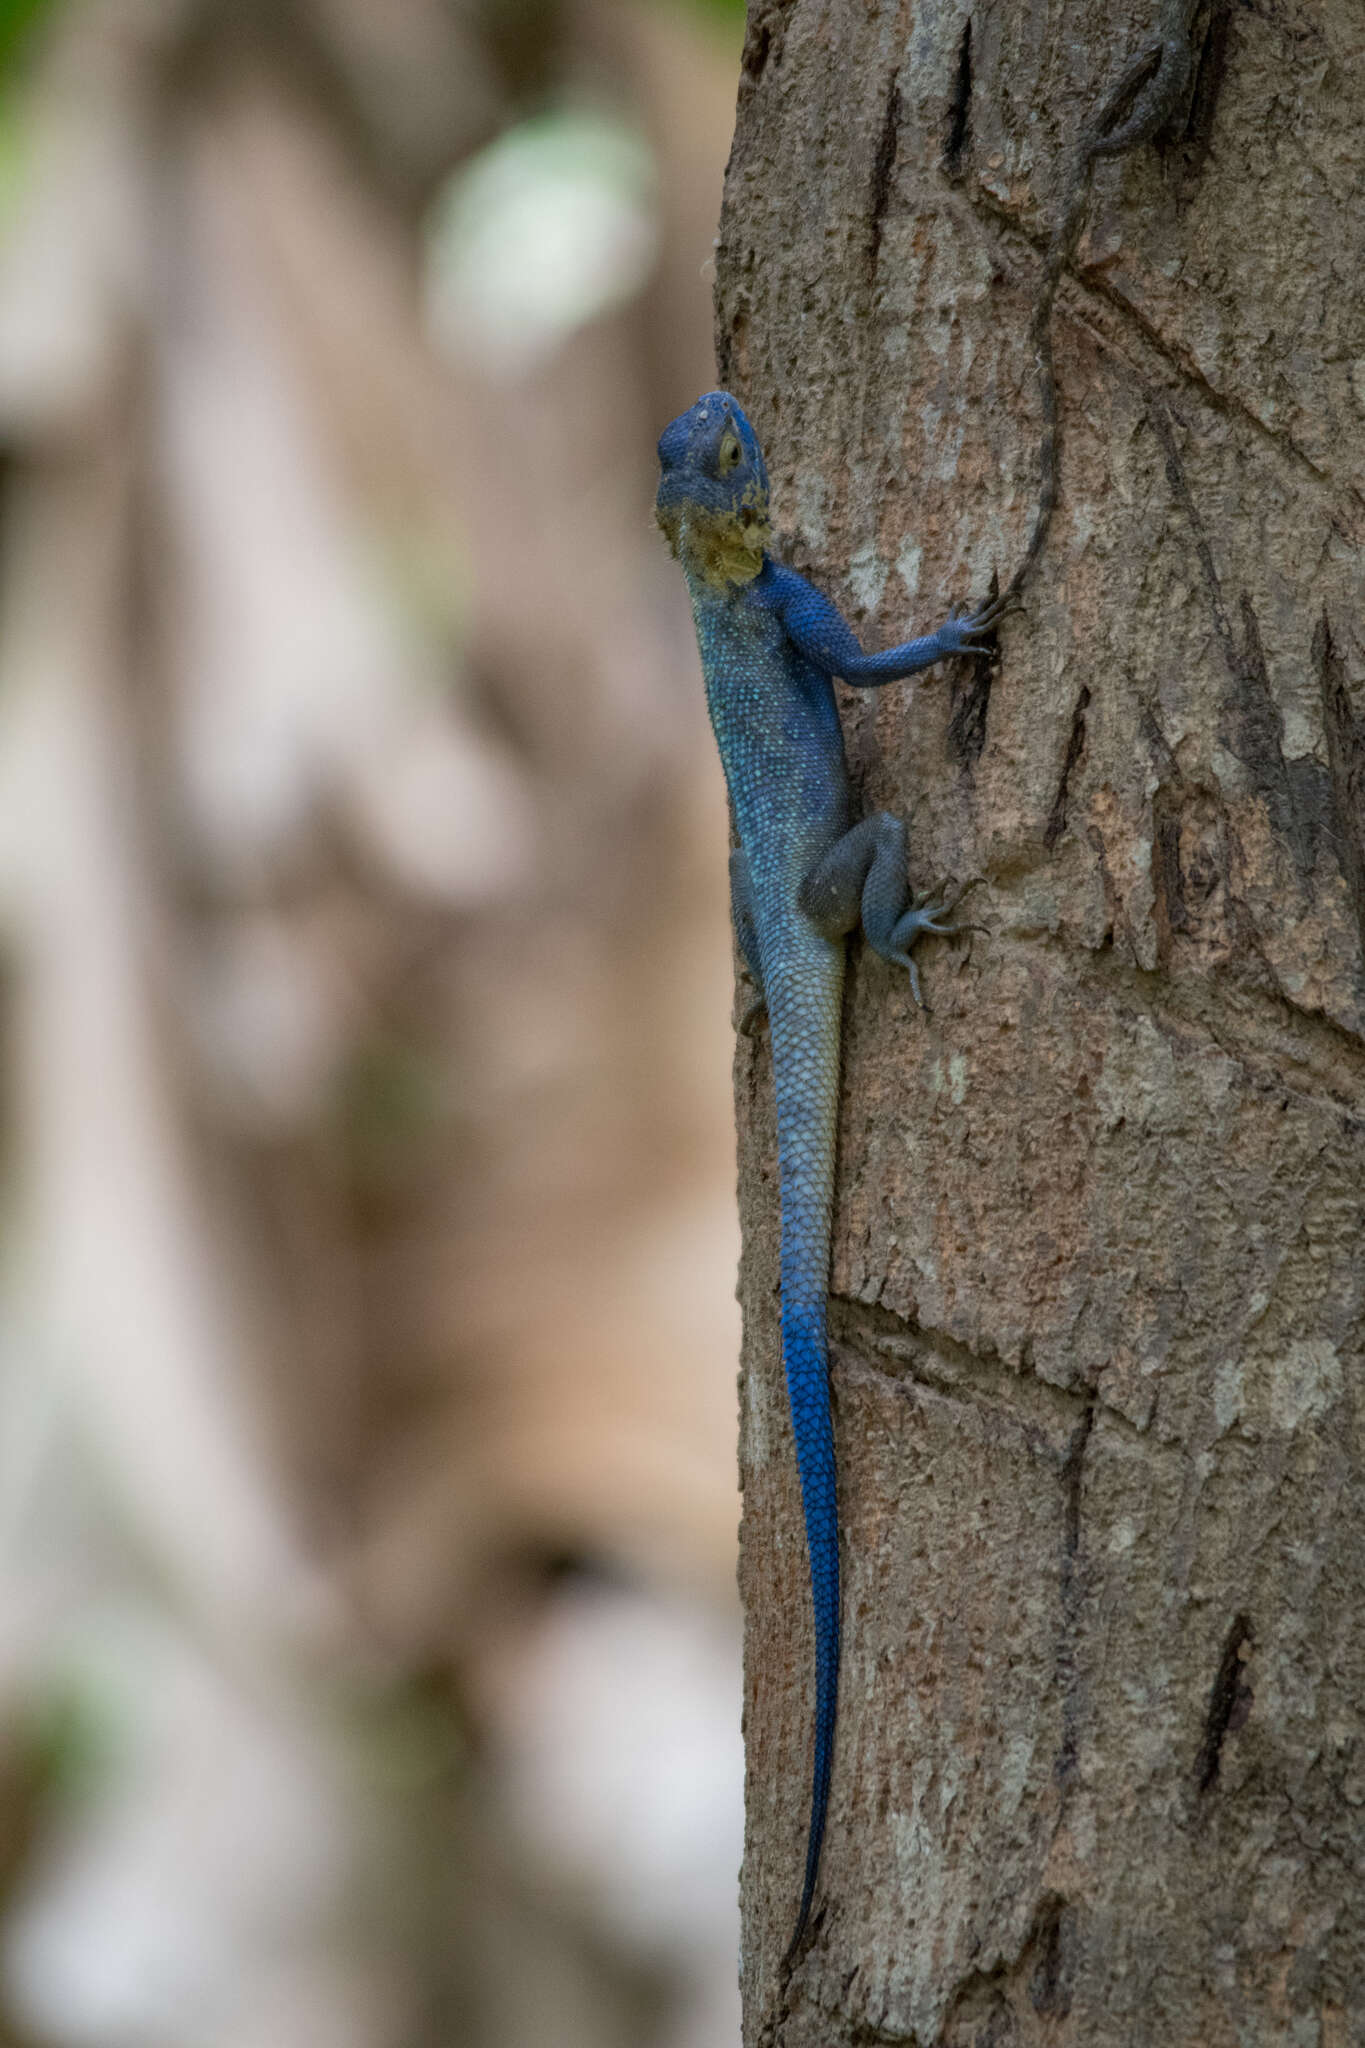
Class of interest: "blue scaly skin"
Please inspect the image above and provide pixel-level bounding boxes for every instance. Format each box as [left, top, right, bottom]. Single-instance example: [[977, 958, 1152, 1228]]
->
[[656, 391, 995, 1958]]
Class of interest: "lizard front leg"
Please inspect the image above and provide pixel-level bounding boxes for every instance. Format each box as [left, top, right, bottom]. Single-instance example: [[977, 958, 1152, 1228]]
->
[[798, 811, 974, 1009]]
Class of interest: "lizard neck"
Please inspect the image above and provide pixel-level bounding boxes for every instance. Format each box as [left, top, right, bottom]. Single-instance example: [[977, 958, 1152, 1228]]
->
[[660, 501, 771, 592]]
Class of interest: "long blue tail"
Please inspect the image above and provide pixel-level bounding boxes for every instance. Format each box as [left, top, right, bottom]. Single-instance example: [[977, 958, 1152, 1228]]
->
[[766, 943, 844, 1961], [781, 1292, 840, 1959]]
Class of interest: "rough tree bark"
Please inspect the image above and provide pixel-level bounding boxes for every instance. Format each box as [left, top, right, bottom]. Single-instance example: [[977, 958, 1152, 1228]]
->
[[717, 3, 1365, 2042]]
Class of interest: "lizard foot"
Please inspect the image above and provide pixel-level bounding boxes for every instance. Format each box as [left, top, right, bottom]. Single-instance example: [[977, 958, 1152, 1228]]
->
[[890, 887, 987, 1007], [934, 605, 1001, 658]]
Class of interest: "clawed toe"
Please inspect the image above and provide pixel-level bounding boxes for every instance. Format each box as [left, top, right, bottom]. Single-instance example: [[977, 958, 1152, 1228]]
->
[[902, 885, 969, 938], [892, 954, 929, 1011], [966, 589, 1017, 635], [887, 883, 987, 1005]]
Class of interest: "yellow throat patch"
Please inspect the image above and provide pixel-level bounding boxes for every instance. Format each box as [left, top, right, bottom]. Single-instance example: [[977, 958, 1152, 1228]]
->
[[656, 485, 771, 589]]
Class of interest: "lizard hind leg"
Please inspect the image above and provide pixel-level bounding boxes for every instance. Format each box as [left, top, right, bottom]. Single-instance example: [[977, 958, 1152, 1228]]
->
[[802, 810, 975, 1009], [795, 811, 883, 937]]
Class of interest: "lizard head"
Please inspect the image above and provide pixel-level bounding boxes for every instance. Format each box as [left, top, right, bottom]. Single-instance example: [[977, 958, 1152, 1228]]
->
[[655, 391, 771, 587]]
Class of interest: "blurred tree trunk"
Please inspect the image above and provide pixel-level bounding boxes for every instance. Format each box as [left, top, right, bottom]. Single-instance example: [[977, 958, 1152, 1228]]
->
[[717, 3, 1365, 2041]]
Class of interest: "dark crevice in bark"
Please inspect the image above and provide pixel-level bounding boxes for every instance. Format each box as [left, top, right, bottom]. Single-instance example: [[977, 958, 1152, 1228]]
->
[[1044, 683, 1091, 849], [835, 1306, 1187, 1465], [835, 1305, 1143, 1451], [1140, 701, 1181, 787], [1226, 593, 1332, 879], [1316, 613, 1365, 978], [1055, 1398, 1095, 1787], [740, 0, 792, 85], [938, 1890, 1076, 2042], [1086, 824, 1122, 956], [936, 1960, 1016, 2043], [1165, 0, 1232, 198], [1150, 788, 1188, 967], [866, 79, 903, 283], [716, 307, 748, 396], [1027, 1893, 1077, 2018], [1152, 406, 1333, 885], [1143, 706, 1194, 966], [1061, 1402, 1093, 1560], [1151, 400, 1233, 640], [942, 18, 972, 180], [947, 654, 992, 768], [1194, 1613, 1254, 1794], [741, 18, 771, 82], [1120, 291, 1349, 506]]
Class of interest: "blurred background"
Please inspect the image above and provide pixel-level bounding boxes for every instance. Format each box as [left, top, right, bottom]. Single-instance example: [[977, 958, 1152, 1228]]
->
[[0, 0, 744, 2042]]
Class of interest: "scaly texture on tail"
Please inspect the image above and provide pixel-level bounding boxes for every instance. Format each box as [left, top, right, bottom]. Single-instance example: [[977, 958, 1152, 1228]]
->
[[767, 947, 843, 1959], [781, 1292, 839, 1958]]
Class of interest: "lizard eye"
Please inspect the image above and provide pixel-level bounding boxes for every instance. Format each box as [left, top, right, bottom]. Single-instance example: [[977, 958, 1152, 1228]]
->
[[717, 430, 742, 475]]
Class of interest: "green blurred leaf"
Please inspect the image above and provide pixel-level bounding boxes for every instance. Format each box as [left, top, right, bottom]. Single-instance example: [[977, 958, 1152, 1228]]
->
[[0, 0, 57, 81], [659, 0, 746, 39], [19, 1675, 123, 1811], [333, 1032, 451, 1212]]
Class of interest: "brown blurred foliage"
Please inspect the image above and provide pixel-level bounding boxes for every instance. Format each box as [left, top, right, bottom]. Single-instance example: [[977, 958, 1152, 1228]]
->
[[0, 1, 744, 2042]]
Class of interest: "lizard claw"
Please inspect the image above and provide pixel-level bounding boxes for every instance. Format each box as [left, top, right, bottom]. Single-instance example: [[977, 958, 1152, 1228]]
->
[[889, 884, 988, 1003], [914, 892, 989, 938], [894, 953, 930, 1011], [965, 585, 1022, 633]]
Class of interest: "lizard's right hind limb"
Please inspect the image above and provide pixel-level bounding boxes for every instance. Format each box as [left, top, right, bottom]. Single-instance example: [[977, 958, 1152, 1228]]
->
[[798, 810, 976, 1009]]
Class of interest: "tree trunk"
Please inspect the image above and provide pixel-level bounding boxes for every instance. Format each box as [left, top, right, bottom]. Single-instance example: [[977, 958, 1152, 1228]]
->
[[717, 3, 1365, 2041]]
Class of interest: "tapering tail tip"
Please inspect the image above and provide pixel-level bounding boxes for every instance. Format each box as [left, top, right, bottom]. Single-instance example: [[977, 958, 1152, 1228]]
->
[[781, 1854, 822, 1970], [780, 1695, 834, 1969]]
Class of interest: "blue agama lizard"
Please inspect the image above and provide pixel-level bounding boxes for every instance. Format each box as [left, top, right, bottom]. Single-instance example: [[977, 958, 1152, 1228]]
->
[[656, 392, 996, 1956]]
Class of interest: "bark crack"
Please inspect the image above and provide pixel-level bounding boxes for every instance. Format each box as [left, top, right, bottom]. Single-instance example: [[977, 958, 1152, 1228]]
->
[[1316, 612, 1365, 977], [946, 650, 993, 769], [833, 1301, 1162, 1457], [740, 0, 792, 86], [942, 18, 972, 181], [866, 78, 904, 284], [1027, 1892, 1077, 2017], [1153, 403, 1336, 887], [1144, 706, 1195, 965], [1083, 935, 1365, 1098], [1165, 0, 1233, 196], [1194, 1613, 1254, 1794], [938, 1889, 1077, 2041], [1055, 1398, 1096, 1788], [965, 187, 1365, 535], [1044, 683, 1091, 849]]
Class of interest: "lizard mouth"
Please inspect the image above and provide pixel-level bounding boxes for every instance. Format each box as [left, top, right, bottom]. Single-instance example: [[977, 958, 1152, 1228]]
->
[[654, 465, 699, 512]]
